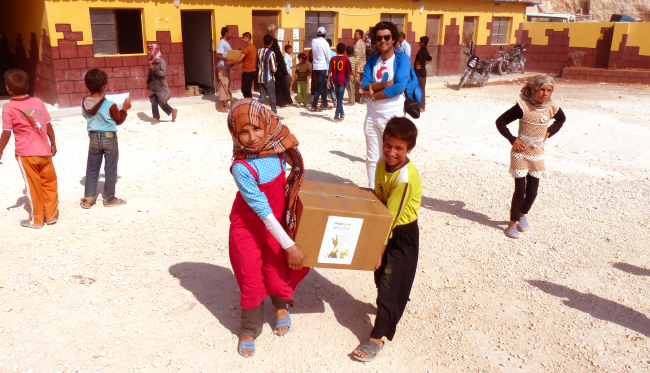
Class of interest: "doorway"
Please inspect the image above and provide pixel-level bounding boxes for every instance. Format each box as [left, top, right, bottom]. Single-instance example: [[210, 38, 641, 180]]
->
[[252, 10, 278, 49], [181, 11, 214, 92], [425, 15, 440, 77], [459, 17, 476, 74]]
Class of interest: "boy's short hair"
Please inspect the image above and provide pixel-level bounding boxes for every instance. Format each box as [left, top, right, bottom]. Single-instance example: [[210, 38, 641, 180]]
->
[[242, 31, 251, 39], [326, 38, 332, 47], [399, 32, 406, 39], [284, 44, 292, 52], [336, 43, 346, 54], [420, 36, 429, 46], [355, 29, 364, 38], [84, 68, 108, 93], [221, 27, 229, 37], [298, 52, 307, 61], [383, 117, 418, 150], [263, 34, 273, 46], [4, 69, 29, 95], [345, 45, 354, 56]]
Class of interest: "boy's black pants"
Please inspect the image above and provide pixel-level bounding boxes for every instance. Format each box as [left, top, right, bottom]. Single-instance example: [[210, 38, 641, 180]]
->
[[372, 220, 419, 341]]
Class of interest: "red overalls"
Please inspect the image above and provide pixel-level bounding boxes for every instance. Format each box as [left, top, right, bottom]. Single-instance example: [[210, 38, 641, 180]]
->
[[229, 154, 310, 309]]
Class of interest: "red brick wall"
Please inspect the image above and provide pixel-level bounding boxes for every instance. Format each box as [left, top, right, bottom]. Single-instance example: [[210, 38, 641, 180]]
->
[[436, 18, 461, 76], [609, 34, 650, 70], [52, 26, 185, 108], [563, 66, 650, 84], [8, 30, 57, 105]]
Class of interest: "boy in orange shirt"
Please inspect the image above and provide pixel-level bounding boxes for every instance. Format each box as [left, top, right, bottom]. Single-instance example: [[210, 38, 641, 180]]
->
[[0, 69, 59, 228]]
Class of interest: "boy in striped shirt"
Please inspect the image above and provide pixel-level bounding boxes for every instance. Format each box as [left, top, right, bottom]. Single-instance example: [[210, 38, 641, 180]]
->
[[327, 43, 352, 122], [257, 34, 277, 113]]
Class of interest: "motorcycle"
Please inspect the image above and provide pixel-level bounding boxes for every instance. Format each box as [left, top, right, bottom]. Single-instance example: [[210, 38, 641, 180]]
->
[[458, 41, 497, 89], [496, 44, 527, 75]]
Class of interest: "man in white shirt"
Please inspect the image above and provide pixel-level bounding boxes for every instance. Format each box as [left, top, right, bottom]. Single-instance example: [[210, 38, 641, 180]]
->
[[398, 32, 411, 58], [215, 26, 235, 112], [310, 27, 332, 111]]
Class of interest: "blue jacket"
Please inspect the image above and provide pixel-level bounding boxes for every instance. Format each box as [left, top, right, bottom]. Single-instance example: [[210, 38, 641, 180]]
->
[[363, 48, 421, 104]]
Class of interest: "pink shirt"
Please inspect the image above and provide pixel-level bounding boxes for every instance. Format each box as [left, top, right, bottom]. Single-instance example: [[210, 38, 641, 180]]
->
[[2, 95, 52, 157]]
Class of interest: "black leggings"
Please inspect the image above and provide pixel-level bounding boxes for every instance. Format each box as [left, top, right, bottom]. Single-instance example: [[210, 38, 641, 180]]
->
[[510, 175, 539, 222]]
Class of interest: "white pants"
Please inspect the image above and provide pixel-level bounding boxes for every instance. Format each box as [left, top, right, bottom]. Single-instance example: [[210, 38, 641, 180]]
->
[[364, 108, 404, 188]]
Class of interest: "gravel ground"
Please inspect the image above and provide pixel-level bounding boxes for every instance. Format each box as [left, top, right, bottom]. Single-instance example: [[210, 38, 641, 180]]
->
[[1, 80, 649, 373]]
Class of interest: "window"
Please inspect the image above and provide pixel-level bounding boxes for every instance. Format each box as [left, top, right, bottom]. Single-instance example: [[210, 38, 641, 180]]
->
[[90, 9, 144, 55], [491, 17, 510, 44], [380, 14, 405, 33], [305, 11, 335, 46]]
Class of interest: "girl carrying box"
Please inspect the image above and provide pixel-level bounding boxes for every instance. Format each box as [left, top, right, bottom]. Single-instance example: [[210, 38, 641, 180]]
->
[[227, 98, 310, 357]]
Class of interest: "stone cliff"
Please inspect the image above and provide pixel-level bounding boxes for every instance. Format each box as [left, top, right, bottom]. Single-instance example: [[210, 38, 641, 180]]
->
[[540, 0, 650, 21]]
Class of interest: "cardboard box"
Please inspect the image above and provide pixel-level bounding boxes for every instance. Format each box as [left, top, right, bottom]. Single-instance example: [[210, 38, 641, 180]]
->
[[290, 28, 305, 41], [294, 181, 394, 271], [226, 50, 243, 66], [287, 40, 304, 53], [276, 28, 288, 41]]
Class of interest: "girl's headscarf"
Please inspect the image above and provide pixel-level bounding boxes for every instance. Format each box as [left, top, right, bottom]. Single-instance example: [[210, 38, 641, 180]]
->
[[520, 74, 555, 109], [227, 98, 305, 239], [148, 43, 162, 64]]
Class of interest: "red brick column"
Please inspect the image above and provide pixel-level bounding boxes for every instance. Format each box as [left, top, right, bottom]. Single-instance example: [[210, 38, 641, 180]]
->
[[8, 30, 57, 105], [436, 18, 461, 76]]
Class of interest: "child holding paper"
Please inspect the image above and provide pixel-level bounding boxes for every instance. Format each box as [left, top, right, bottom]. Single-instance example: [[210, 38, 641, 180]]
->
[[227, 98, 310, 358], [80, 69, 130, 208], [0, 69, 59, 228], [353, 117, 422, 362]]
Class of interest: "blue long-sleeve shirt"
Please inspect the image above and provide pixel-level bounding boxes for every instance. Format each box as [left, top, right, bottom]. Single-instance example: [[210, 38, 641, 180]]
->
[[232, 153, 286, 220], [362, 48, 412, 99]]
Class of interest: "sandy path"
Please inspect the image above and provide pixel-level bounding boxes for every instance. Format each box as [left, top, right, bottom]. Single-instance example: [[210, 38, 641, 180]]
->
[[1, 81, 649, 372]]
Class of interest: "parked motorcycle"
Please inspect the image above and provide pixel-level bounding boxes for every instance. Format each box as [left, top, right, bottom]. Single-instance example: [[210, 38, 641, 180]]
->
[[496, 44, 527, 75], [458, 41, 497, 89]]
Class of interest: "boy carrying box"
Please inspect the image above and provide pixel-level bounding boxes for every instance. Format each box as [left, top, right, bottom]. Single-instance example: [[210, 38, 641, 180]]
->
[[80, 69, 130, 208], [0, 69, 59, 228], [352, 117, 422, 362]]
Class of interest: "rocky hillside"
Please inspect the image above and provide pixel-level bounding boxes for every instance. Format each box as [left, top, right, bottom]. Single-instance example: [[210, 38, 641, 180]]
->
[[540, 0, 650, 21]]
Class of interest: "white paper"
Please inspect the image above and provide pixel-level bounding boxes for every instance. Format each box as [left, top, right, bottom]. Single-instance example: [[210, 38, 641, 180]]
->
[[317, 216, 364, 265], [104, 92, 129, 110], [293, 28, 300, 40], [295, 54, 300, 64], [293, 41, 300, 52], [277, 29, 285, 41]]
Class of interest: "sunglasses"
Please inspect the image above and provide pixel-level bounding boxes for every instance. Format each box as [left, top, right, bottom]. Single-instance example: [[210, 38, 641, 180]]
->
[[375, 35, 392, 42]]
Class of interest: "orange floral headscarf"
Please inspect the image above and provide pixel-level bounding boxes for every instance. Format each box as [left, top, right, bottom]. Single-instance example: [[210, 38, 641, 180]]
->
[[227, 98, 305, 239]]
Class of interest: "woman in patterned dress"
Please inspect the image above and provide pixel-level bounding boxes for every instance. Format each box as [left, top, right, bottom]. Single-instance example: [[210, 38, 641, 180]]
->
[[496, 74, 567, 239]]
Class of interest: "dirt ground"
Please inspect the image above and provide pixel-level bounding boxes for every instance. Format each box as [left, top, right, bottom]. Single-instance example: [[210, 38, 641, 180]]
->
[[1, 79, 649, 373]]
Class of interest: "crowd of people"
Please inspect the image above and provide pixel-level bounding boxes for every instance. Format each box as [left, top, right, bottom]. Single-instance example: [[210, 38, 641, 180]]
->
[[0, 19, 565, 363]]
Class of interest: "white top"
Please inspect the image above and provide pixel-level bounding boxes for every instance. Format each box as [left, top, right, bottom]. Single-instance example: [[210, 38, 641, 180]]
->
[[311, 37, 332, 71], [367, 54, 405, 118], [284, 53, 292, 77], [217, 39, 232, 69], [399, 40, 411, 57]]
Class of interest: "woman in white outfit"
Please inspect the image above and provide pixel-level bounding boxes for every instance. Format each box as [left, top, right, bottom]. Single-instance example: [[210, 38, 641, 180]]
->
[[361, 21, 413, 188]]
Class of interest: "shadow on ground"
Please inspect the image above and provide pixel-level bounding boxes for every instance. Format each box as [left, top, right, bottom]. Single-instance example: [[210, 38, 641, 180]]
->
[[527, 280, 650, 337], [613, 262, 650, 277], [79, 174, 121, 202], [305, 170, 356, 185], [330, 150, 364, 163], [169, 263, 374, 342], [6, 195, 29, 212]]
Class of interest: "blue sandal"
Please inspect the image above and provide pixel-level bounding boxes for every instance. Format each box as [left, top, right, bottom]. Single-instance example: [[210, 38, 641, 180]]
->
[[238, 340, 255, 358], [275, 306, 292, 337]]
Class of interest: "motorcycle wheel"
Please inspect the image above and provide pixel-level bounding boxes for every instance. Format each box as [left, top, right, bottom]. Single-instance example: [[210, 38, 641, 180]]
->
[[458, 69, 470, 90], [478, 72, 491, 87], [497, 61, 508, 75]]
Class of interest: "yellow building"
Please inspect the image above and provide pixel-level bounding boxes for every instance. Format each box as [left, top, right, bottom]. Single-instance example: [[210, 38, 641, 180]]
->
[[0, 0, 533, 106]]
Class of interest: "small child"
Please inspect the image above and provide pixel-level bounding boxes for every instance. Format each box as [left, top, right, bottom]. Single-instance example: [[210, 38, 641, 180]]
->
[[0, 69, 59, 228], [227, 99, 310, 358], [80, 68, 131, 209], [353, 117, 422, 362], [345, 45, 357, 106], [284, 45, 293, 100], [294, 53, 311, 106], [495, 74, 566, 238], [327, 43, 352, 122]]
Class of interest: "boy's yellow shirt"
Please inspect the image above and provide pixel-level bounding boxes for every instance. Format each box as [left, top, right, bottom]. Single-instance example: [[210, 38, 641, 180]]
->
[[374, 159, 422, 245]]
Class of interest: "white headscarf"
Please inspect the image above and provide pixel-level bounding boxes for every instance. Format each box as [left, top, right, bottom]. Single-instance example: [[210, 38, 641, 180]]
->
[[520, 74, 555, 109]]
